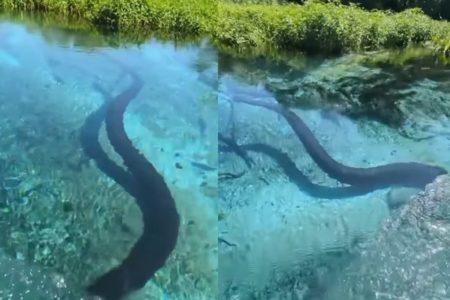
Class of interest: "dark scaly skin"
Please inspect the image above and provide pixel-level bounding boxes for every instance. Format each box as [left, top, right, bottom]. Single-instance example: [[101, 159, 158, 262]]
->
[[233, 97, 447, 190], [79, 91, 136, 197], [84, 71, 179, 300]]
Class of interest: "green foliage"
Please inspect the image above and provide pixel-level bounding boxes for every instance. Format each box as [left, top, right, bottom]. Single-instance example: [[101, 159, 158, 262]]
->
[[340, 0, 450, 20], [229, 0, 450, 20], [432, 36, 450, 64], [1, 0, 450, 56], [0, 0, 215, 36], [221, 0, 282, 3], [215, 1, 450, 55]]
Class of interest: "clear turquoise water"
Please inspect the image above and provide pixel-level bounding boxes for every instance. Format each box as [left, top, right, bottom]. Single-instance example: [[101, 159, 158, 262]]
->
[[2, 12, 450, 300], [0, 19, 217, 299], [218, 52, 450, 299]]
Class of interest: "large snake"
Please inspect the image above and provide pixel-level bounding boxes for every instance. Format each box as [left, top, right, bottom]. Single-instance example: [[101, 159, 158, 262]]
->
[[233, 96, 447, 190], [80, 67, 179, 299]]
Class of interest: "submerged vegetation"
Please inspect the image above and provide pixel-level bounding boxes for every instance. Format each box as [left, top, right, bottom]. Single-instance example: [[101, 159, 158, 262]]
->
[[1, 0, 450, 57]]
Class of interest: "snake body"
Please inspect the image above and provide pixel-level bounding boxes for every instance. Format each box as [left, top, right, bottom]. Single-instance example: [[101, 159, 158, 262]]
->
[[234, 97, 447, 189], [82, 70, 179, 300]]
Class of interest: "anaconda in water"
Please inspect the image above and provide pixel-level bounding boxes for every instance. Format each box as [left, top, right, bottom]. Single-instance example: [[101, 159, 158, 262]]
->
[[81, 67, 179, 300], [233, 97, 447, 190]]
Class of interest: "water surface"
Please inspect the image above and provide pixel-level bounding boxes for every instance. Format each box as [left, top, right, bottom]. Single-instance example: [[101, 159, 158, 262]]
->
[[218, 50, 450, 299], [0, 16, 217, 300]]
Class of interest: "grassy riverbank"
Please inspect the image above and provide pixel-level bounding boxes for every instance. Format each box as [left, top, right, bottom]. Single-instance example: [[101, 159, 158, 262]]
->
[[1, 0, 449, 57], [0, 0, 215, 36], [216, 1, 450, 56]]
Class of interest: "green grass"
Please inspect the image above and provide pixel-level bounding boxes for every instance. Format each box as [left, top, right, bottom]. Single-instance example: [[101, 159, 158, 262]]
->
[[1, 0, 449, 57], [215, 1, 450, 56], [0, 0, 215, 36]]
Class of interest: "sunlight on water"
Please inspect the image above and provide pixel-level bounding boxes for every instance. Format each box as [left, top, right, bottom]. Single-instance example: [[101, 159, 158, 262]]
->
[[218, 52, 450, 299], [0, 18, 217, 300], [3, 9, 450, 300]]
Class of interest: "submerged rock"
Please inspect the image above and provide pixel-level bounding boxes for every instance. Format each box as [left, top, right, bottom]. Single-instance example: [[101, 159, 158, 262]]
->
[[386, 187, 420, 209], [223, 51, 450, 140], [325, 175, 450, 299], [0, 249, 82, 299]]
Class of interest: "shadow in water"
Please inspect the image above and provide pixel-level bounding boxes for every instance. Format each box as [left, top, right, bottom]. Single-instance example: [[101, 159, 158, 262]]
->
[[220, 142, 377, 199]]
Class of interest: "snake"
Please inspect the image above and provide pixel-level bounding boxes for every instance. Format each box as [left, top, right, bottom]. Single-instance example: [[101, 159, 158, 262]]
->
[[233, 96, 447, 190], [81, 66, 179, 300]]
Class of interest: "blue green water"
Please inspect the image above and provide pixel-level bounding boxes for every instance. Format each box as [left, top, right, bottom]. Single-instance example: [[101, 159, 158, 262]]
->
[[218, 52, 450, 299], [2, 12, 450, 300], [0, 19, 217, 299]]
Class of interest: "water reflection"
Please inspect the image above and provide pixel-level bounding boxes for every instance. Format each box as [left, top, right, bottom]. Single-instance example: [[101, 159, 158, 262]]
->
[[0, 16, 217, 300], [218, 51, 450, 299], [0, 11, 208, 51]]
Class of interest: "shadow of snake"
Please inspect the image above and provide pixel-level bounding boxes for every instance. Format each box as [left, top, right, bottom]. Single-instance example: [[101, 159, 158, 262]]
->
[[220, 142, 377, 199], [218, 132, 254, 168], [80, 68, 179, 299], [232, 97, 447, 190]]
